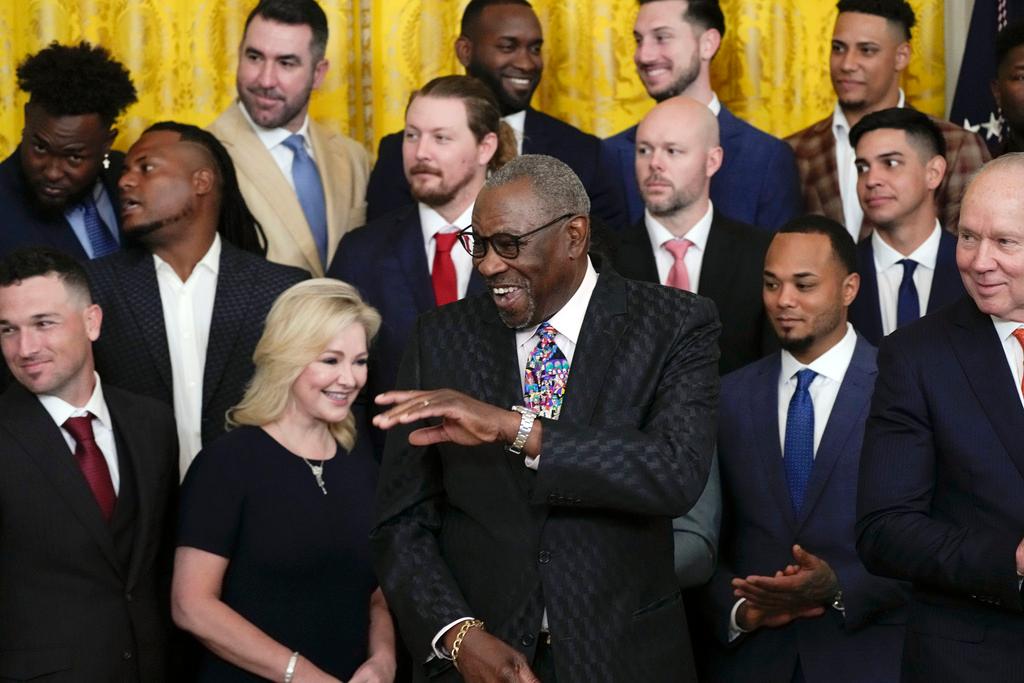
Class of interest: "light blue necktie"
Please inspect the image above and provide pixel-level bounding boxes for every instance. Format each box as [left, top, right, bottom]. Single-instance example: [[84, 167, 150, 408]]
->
[[784, 368, 817, 513], [81, 195, 119, 259], [282, 134, 328, 267], [896, 259, 920, 328]]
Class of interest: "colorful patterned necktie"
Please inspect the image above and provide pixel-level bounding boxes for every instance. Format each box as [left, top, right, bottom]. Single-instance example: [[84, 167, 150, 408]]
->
[[63, 414, 117, 522], [432, 231, 459, 306], [784, 368, 817, 514], [523, 322, 569, 419], [663, 238, 693, 292], [282, 134, 328, 267]]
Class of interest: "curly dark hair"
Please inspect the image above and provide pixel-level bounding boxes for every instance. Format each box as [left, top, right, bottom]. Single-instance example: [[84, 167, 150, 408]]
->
[[16, 41, 137, 128]]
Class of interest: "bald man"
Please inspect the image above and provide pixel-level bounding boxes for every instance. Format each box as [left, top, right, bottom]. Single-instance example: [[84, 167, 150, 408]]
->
[[611, 96, 775, 376]]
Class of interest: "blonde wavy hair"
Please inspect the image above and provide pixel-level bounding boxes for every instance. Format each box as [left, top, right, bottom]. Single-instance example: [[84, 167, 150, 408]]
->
[[227, 279, 381, 451]]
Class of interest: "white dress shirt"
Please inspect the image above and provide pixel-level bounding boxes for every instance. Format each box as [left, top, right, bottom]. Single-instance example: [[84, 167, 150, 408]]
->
[[832, 90, 906, 240], [644, 202, 715, 292], [872, 222, 941, 336], [238, 100, 316, 190], [154, 235, 221, 478], [993, 317, 1024, 409], [38, 372, 121, 493], [419, 202, 475, 300], [64, 181, 121, 258], [729, 324, 858, 638], [708, 91, 723, 116], [503, 110, 527, 155]]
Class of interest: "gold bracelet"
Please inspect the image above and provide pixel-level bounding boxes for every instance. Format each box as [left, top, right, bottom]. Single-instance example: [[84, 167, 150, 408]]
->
[[451, 619, 485, 670]]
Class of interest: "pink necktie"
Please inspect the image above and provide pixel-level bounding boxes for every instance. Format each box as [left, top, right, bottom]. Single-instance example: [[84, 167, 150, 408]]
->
[[1013, 328, 1024, 397], [663, 238, 694, 292]]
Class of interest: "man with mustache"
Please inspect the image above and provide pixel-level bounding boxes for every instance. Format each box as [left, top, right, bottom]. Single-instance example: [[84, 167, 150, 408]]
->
[[371, 154, 719, 683], [603, 0, 801, 230], [329, 75, 516, 456], [365, 0, 627, 230], [208, 0, 369, 276], [0, 41, 137, 261]]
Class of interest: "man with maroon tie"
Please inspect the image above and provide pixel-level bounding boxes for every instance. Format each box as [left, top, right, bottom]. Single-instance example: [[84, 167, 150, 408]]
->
[[0, 247, 178, 682]]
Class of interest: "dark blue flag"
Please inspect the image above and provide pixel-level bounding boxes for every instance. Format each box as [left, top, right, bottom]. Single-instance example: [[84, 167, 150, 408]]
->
[[950, 0, 1024, 153]]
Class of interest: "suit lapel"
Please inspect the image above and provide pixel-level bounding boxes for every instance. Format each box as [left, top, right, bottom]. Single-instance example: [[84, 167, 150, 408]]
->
[[750, 355, 798, 531], [614, 221, 660, 283], [697, 214, 738, 302], [308, 119, 354, 265], [948, 301, 1024, 482], [202, 245, 250, 416], [927, 230, 964, 313], [120, 251, 173, 397], [810, 122, 845, 225], [0, 386, 123, 577], [853, 239, 884, 342], [392, 209, 436, 313], [522, 110, 550, 154]]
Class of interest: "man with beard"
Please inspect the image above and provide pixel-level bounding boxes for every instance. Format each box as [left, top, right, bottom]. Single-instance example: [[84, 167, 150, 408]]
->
[[328, 75, 517, 457], [364, 0, 627, 230], [786, 0, 989, 242], [86, 123, 307, 479], [992, 20, 1024, 156], [704, 216, 908, 683], [209, 0, 369, 276], [0, 41, 137, 261], [370, 154, 719, 683], [602, 0, 801, 229]]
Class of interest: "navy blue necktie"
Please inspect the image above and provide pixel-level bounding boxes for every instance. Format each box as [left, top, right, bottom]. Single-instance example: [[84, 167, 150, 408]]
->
[[81, 196, 119, 259], [896, 259, 920, 328], [282, 134, 328, 267], [784, 369, 817, 513]]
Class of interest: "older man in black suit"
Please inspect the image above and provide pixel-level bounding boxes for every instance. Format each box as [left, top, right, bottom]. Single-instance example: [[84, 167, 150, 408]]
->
[[0, 247, 178, 681], [87, 123, 307, 479], [371, 154, 719, 683]]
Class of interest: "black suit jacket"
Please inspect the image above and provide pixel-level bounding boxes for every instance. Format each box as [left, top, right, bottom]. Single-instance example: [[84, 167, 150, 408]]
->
[[610, 212, 776, 374], [848, 230, 967, 345], [364, 108, 628, 229], [0, 147, 125, 260], [371, 267, 720, 682], [0, 382, 178, 681], [87, 242, 309, 449]]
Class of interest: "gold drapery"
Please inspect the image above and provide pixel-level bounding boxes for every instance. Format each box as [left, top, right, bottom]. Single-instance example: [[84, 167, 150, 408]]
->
[[0, 0, 943, 157]]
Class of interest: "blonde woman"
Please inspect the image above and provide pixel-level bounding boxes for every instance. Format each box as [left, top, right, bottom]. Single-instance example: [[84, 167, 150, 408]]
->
[[172, 280, 395, 683]]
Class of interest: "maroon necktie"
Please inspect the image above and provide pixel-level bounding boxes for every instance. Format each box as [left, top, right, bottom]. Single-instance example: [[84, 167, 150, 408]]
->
[[63, 414, 116, 522], [432, 232, 459, 306]]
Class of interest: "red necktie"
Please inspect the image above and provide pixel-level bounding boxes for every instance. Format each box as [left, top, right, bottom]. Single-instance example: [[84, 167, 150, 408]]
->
[[63, 414, 116, 522], [1013, 328, 1024, 397], [432, 231, 459, 306], [663, 238, 694, 292]]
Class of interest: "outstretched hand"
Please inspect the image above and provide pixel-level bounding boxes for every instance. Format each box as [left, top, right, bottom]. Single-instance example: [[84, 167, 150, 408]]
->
[[373, 390, 521, 448]]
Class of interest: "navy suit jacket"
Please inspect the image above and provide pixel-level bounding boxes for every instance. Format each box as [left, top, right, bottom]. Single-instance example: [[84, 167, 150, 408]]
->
[[848, 230, 967, 345], [857, 299, 1024, 683], [364, 108, 628, 229], [0, 147, 125, 260], [602, 105, 802, 230], [707, 337, 908, 683]]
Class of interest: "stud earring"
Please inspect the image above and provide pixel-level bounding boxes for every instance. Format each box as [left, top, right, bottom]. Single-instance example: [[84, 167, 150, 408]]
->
[[102, 153, 110, 170]]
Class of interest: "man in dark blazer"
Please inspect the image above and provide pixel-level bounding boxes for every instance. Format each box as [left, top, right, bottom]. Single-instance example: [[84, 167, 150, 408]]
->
[[857, 156, 1024, 681], [785, 0, 989, 241], [707, 217, 907, 683], [371, 155, 719, 683], [603, 0, 801, 230], [847, 108, 966, 345], [0, 42, 137, 261], [0, 247, 178, 681], [364, 0, 627, 229], [87, 123, 307, 479]]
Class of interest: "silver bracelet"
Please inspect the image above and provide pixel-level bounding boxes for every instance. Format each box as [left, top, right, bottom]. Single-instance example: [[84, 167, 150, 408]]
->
[[284, 651, 300, 683]]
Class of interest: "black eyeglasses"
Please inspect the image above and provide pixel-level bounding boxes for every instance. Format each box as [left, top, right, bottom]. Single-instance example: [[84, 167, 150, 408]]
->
[[458, 213, 575, 260]]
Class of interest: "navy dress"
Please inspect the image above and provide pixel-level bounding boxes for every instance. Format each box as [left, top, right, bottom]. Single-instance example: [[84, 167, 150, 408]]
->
[[179, 425, 378, 681]]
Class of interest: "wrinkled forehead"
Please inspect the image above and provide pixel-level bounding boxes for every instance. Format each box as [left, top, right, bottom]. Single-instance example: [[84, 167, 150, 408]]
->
[[472, 179, 544, 235]]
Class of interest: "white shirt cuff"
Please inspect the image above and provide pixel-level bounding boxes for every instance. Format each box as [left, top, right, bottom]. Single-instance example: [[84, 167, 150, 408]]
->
[[728, 598, 750, 642], [524, 453, 540, 470], [430, 617, 474, 661]]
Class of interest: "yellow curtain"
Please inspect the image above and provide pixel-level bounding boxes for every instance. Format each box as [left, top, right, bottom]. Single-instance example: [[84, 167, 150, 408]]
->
[[0, 0, 943, 158]]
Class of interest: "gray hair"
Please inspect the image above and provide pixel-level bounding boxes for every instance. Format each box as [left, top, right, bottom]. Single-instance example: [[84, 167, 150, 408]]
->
[[484, 154, 591, 219]]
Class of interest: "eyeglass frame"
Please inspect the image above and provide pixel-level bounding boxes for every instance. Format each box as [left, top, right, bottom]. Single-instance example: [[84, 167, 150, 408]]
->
[[457, 212, 577, 260]]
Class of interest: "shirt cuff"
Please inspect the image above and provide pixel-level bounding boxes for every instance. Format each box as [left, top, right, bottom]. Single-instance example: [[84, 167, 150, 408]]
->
[[524, 453, 540, 470], [430, 617, 474, 661], [728, 598, 750, 642]]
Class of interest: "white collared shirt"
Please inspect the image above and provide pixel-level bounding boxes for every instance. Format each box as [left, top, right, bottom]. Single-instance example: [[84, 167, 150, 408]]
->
[[644, 202, 715, 292], [872, 222, 942, 336], [418, 202, 474, 300], [833, 90, 906, 239], [153, 235, 222, 478], [238, 100, 315, 191], [992, 317, 1024, 409], [38, 372, 120, 493], [64, 181, 121, 259], [708, 91, 723, 116], [503, 110, 527, 154]]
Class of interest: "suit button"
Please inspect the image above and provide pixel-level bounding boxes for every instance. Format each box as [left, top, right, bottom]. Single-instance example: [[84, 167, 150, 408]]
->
[[125, 592, 133, 602], [122, 650, 133, 660], [538, 550, 551, 564], [547, 494, 558, 504], [521, 634, 535, 647]]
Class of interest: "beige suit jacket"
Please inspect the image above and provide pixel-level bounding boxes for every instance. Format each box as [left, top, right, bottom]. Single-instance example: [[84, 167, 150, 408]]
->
[[209, 103, 369, 275]]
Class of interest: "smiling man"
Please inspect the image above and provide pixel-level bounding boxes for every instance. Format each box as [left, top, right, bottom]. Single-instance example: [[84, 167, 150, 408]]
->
[[846, 107, 966, 344], [786, 0, 989, 241], [208, 0, 369, 276], [0, 42, 137, 261], [370, 154, 719, 683]]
